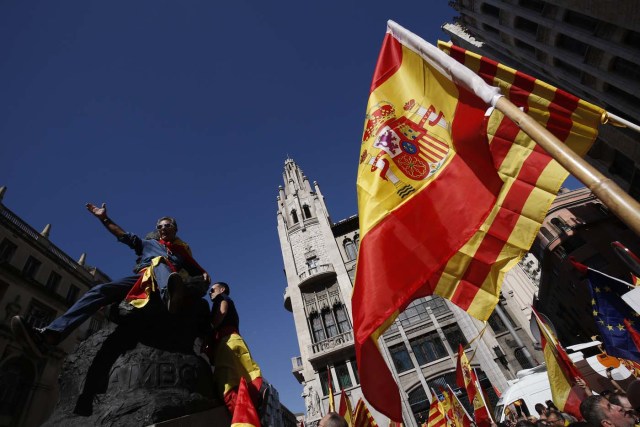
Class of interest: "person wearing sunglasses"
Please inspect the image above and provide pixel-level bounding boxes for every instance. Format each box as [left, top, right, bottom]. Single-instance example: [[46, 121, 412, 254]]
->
[[580, 395, 636, 427], [11, 202, 210, 358]]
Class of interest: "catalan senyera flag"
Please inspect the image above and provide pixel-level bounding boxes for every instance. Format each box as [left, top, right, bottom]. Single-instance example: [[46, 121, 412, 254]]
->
[[533, 308, 587, 420], [455, 345, 491, 427], [230, 378, 261, 427], [354, 399, 379, 427], [427, 391, 446, 427], [353, 20, 604, 420], [339, 390, 355, 427]]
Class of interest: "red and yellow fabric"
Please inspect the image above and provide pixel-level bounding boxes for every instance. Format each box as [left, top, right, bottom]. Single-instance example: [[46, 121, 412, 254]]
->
[[125, 237, 205, 307], [533, 308, 587, 420], [339, 390, 355, 427], [354, 399, 379, 427], [210, 331, 263, 416], [388, 421, 403, 427], [632, 274, 640, 287], [231, 377, 261, 427], [353, 21, 604, 421], [427, 391, 446, 427], [432, 41, 604, 319], [449, 387, 472, 427], [328, 370, 336, 412], [456, 345, 491, 427], [125, 256, 168, 308]]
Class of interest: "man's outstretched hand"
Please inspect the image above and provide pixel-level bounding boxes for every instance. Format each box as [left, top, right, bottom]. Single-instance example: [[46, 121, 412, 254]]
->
[[86, 203, 108, 220]]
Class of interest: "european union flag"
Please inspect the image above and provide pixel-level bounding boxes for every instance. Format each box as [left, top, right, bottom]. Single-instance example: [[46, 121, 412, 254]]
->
[[588, 269, 640, 362]]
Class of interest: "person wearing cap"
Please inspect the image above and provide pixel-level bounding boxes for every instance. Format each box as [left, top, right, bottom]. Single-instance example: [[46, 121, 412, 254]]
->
[[11, 202, 210, 357], [579, 395, 635, 427]]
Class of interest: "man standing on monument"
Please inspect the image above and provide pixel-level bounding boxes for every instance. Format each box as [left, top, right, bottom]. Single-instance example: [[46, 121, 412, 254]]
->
[[204, 281, 264, 417], [12, 202, 210, 357]]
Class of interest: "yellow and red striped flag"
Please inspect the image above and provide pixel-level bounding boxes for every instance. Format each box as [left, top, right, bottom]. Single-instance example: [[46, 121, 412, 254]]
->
[[532, 308, 587, 420], [455, 345, 491, 427], [354, 399, 379, 427], [353, 20, 604, 420], [427, 391, 446, 427], [339, 389, 354, 427], [231, 378, 261, 427]]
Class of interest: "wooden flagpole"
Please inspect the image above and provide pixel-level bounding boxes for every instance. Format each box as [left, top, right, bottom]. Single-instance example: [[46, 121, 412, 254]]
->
[[495, 97, 640, 237]]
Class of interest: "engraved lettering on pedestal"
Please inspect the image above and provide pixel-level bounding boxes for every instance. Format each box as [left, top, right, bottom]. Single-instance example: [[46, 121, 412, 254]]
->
[[158, 363, 177, 387]]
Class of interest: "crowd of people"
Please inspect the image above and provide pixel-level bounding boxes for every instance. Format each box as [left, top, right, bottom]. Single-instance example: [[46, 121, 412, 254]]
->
[[501, 380, 640, 427]]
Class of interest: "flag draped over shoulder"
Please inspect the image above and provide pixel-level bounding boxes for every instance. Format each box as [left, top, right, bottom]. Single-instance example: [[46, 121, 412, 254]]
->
[[532, 308, 587, 419], [456, 345, 491, 427], [339, 390, 355, 427], [354, 399, 379, 427], [231, 378, 261, 427], [353, 20, 604, 420], [427, 391, 446, 427], [581, 266, 640, 362]]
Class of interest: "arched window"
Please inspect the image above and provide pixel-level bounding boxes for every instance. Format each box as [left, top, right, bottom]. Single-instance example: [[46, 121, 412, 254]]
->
[[334, 304, 351, 333], [322, 309, 338, 338], [550, 217, 571, 233], [291, 209, 299, 224], [310, 312, 326, 342], [344, 239, 357, 261], [303, 204, 312, 219]]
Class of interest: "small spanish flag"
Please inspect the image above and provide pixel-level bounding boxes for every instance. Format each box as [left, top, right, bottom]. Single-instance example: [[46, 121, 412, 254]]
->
[[231, 378, 261, 427]]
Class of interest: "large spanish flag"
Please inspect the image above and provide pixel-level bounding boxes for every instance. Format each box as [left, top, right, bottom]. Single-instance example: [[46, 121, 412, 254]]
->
[[354, 21, 604, 421], [532, 308, 587, 420]]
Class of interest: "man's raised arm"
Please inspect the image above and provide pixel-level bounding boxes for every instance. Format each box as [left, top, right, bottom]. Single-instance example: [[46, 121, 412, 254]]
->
[[86, 203, 126, 239]]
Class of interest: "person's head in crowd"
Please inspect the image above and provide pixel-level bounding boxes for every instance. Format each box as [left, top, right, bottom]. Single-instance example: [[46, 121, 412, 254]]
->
[[546, 401, 559, 411], [580, 395, 635, 427], [546, 410, 566, 427], [536, 403, 549, 418], [318, 412, 348, 427], [516, 420, 536, 427]]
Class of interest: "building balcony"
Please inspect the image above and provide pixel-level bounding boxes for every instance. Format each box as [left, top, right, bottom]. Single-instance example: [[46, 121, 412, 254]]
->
[[291, 356, 304, 382], [298, 263, 336, 288], [308, 330, 354, 360], [284, 287, 292, 312]]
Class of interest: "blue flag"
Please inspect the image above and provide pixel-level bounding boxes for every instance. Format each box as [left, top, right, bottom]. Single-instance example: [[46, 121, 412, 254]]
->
[[587, 269, 640, 362]]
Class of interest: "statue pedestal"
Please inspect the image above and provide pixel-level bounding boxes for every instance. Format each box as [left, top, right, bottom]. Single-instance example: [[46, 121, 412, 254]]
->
[[44, 299, 224, 426]]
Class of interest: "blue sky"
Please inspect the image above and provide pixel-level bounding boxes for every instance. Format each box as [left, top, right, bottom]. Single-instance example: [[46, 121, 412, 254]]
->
[[1, 1, 585, 413]]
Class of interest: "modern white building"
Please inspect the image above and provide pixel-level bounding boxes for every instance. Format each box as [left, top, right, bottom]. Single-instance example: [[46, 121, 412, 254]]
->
[[276, 159, 542, 426]]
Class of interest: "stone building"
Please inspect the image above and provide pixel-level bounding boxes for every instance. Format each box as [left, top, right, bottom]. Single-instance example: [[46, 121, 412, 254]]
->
[[277, 160, 541, 426], [0, 187, 110, 427], [443, 0, 640, 200]]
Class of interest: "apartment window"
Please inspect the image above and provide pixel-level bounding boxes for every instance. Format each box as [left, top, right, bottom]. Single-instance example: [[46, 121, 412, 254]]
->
[[0, 239, 18, 263], [550, 217, 571, 233], [322, 309, 339, 338], [389, 343, 413, 373], [398, 298, 431, 327], [557, 34, 588, 56], [564, 10, 597, 33], [519, 0, 544, 13], [514, 39, 536, 54], [515, 17, 538, 36], [22, 256, 41, 280], [410, 332, 447, 365], [350, 358, 360, 384], [344, 239, 357, 261], [25, 299, 56, 329], [426, 296, 449, 317], [515, 348, 535, 369], [443, 324, 468, 351], [480, 3, 500, 18], [335, 363, 352, 389], [488, 310, 508, 333], [66, 285, 79, 304], [291, 209, 299, 224], [45, 271, 61, 292], [555, 59, 582, 76], [319, 367, 330, 396], [540, 226, 555, 242]]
